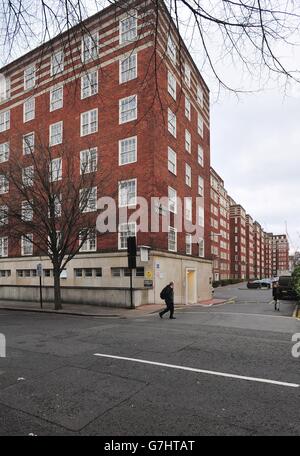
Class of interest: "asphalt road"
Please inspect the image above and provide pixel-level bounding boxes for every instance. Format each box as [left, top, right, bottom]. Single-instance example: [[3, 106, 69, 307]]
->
[[0, 284, 299, 436]]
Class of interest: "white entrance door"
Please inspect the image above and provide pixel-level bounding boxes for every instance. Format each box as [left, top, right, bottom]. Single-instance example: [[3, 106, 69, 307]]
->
[[186, 268, 197, 304]]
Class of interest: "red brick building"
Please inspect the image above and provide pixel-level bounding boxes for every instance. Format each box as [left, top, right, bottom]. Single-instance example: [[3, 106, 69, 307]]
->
[[0, 0, 213, 306], [210, 167, 230, 281], [264, 232, 273, 278], [271, 234, 289, 276], [229, 198, 247, 279], [246, 214, 255, 279]]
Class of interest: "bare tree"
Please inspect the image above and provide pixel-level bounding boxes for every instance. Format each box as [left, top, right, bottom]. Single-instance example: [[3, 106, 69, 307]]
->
[[0, 0, 300, 92], [0, 132, 111, 310]]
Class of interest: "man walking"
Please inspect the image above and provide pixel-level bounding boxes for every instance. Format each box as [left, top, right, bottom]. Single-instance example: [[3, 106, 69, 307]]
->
[[272, 281, 280, 311], [159, 281, 176, 319]]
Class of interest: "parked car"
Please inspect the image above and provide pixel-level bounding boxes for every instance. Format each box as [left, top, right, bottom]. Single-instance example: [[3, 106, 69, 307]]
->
[[247, 278, 272, 289], [277, 275, 297, 299]]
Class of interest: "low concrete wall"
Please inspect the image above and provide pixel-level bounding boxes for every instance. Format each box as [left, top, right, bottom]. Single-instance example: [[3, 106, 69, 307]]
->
[[0, 285, 149, 308]]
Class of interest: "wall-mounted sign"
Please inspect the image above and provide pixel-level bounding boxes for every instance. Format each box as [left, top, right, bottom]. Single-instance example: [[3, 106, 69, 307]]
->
[[144, 280, 153, 288], [146, 271, 153, 280]]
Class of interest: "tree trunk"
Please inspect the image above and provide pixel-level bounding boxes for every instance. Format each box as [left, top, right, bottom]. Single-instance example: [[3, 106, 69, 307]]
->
[[53, 266, 62, 310]]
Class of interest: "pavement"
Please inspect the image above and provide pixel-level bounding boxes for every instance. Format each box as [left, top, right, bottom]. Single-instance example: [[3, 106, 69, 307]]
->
[[0, 297, 229, 318]]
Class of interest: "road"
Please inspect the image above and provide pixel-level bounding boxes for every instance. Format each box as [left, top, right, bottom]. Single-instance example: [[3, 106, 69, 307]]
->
[[0, 283, 299, 436]]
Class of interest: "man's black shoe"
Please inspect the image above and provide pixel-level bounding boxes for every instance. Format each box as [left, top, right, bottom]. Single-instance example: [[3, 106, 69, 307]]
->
[[159, 313, 163, 318], [169, 317, 176, 319]]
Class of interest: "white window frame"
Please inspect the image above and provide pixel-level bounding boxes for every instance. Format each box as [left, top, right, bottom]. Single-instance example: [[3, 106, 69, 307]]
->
[[80, 187, 97, 213], [0, 142, 9, 163], [81, 32, 99, 62], [0, 76, 10, 101], [49, 157, 62, 182], [167, 146, 176, 175], [23, 97, 35, 123], [119, 11, 138, 44], [198, 176, 204, 196], [80, 147, 98, 174], [197, 85, 204, 107], [199, 238, 205, 257], [168, 226, 177, 252], [185, 163, 191, 187], [198, 145, 204, 166], [118, 222, 137, 250], [22, 166, 34, 187], [185, 129, 191, 153], [168, 186, 177, 214], [49, 121, 63, 146], [21, 201, 33, 222], [0, 175, 9, 194], [120, 53, 137, 83], [185, 96, 191, 120], [119, 95, 137, 124], [0, 205, 8, 226], [198, 206, 205, 227], [185, 197, 192, 222], [80, 109, 98, 136], [186, 234, 192, 255], [24, 65, 36, 90], [0, 237, 8, 257], [23, 133, 34, 156], [21, 234, 33, 256], [51, 50, 64, 76], [167, 70, 176, 100], [0, 110, 10, 132], [81, 71, 98, 99], [50, 86, 63, 111], [79, 229, 97, 252], [167, 35, 176, 64], [119, 136, 137, 166], [119, 178, 137, 207], [184, 63, 191, 88], [198, 113, 204, 137], [168, 108, 176, 137]]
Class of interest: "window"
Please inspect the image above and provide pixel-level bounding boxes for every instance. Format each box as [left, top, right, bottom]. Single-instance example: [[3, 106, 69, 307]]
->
[[185, 130, 191, 153], [199, 238, 205, 257], [168, 147, 176, 175], [81, 71, 98, 99], [22, 166, 34, 187], [184, 63, 191, 87], [80, 109, 98, 136], [185, 198, 192, 222], [51, 50, 64, 76], [198, 206, 204, 227], [79, 229, 96, 252], [119, 179, 137, 207], [168, 108, 176, 137], [167, 71, 176, 99], [0, 142, 9, 162], [0, 237, 8, 257], [118, 222, 136, 250], [119, 95, 137, 124], [197, 85, 203, 107], [120, 54, 137, 83], [49, 194, 62, 218], [185, 163, 191, 187], [0, 205, 8, 226], [23, 98, 35, 122], [49, 158, 62, 182], [167, 35, 176, 64], [168, 226, 177, 252], [75, 269, 83, 278], [50, 86, 63, 111], [168, 186, 177, 213], [80, 148, 98, 174], [49, 121, 63, 146], [0, 175, 8, 194], [81, 33, 99, 62], [0, 76, 10, 101], [21, 234, 33, 256], [24, 66, 36, 90], [84, 268, 93, 278], [135, 267, 144, 277], [111, 268, 121, 277], [21, 201, 33, 221], [0, 110, 10, 132], [198, 145, 204, 166], [119, 136, 137, 165], [120, 12, 137, 44], [185, 96, 191, 120], [186, 234, 192, 255], [95, 268, 102, 277], [80, 187, 97, 212], [23, 133, 34, 155], [198, 176, 204, 196], [198, 113, 204, 137]]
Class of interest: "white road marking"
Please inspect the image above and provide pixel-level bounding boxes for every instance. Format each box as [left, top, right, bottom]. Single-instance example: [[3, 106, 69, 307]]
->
[[175, 311, 296, 319], [93, 353, 299, 388]]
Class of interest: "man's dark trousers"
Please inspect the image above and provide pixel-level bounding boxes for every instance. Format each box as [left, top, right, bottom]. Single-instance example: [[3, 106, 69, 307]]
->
[[160, 300, 174, 318]]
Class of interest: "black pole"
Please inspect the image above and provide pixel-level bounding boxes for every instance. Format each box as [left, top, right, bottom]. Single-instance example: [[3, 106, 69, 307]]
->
[[39, 275, 43, 309], [130, 267, 134, 309]]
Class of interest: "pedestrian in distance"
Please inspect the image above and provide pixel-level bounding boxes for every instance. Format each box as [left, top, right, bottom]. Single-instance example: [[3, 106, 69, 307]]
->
[[272, 281, 280, 311], [159, 281, 176, 319]]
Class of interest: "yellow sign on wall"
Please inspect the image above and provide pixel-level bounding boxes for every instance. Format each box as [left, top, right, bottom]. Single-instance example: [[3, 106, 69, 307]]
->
[[146, 271, 153, 280]]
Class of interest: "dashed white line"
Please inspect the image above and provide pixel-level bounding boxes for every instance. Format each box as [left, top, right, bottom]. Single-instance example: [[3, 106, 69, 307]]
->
[[93, 353, 299, 388]]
